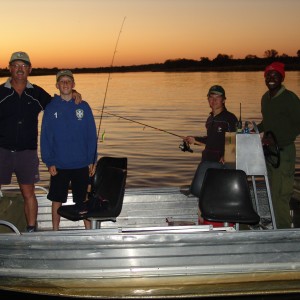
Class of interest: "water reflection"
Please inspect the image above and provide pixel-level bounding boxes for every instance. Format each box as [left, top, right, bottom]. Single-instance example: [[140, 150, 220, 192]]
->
[[5, 71, 299, 189]]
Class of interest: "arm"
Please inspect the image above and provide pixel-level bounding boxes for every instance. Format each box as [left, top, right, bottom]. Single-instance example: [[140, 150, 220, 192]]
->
[[183, 136, 206, 146], [72, 89, 82, 104], [40, 108, 55, 167], [288, 92, 300, 134], [256, 121, 264, 133]]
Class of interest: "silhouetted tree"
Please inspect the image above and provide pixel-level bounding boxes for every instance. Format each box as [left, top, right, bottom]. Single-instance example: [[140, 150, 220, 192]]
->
[[297, 50, 300, 57], [264, 49, 278, 58], [200, 57, 210, 63], [163, 58, 198, 69], [214, 54, 233, 61], [245, 54, 258, 59]]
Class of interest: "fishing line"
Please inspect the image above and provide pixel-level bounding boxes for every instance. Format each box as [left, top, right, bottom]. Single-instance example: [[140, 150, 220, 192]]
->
[[102, 111, 194, 153], [103, 111, 182, 138], [94, 17, 126, 156], [93, 18, 192, 153]]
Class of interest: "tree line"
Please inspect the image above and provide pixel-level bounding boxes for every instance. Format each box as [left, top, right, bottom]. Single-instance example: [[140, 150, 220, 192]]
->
[[0, 49, 300, 77], [162, 49, 300, 72]]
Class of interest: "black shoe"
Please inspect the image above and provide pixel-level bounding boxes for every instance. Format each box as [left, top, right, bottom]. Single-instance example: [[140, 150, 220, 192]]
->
[[248, 223, 273, 230], [26, 226, 36, 232], [180, 188, 192, 196]]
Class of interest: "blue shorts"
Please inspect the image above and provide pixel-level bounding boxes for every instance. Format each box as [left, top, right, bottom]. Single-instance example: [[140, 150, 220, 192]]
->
[[0, 147, 40, 185], [47, 167, 89, 204]]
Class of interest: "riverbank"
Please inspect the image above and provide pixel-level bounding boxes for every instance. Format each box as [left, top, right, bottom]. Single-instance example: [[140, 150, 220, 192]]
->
[[1, 58, 300, 77]]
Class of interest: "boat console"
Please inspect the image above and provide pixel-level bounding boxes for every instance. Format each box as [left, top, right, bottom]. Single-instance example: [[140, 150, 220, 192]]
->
[[225, 121, 277, 229]]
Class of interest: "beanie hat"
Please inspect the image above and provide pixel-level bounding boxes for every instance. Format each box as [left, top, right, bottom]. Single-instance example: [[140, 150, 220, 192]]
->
[[264, 62, 285, 80]]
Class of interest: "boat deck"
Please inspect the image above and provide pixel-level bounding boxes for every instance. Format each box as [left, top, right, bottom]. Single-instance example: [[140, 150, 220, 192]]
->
[[1, 180, 300, 298], [1, 175, 300, 232], [38, 186, 200, 230]]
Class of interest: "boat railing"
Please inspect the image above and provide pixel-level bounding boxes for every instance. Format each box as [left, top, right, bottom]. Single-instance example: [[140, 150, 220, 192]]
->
[[0, 184, 48, 196], [119, 224, 235, 233], [0, 220, 21, 235]]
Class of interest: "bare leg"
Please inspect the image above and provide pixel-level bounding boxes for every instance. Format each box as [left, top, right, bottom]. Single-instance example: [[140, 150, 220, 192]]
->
[[198, 208, 204, 225], [19, 183, 38, 227], [83, 184, 92, 229], [83, 219, 91, 229], [52, 201, 62, 231]]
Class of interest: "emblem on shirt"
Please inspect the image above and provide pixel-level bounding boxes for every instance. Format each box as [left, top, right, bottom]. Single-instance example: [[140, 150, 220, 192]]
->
[[217, 126, 223, 133], [76, 109, 84, 120]]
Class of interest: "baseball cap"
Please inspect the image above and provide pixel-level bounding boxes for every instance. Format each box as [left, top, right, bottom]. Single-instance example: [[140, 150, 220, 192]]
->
[[56, 70, 74, 82], [207, 85, 226, 99], [9, 51, 31, 65]]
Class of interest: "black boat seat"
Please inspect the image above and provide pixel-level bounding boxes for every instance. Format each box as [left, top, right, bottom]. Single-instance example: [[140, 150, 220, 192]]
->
[[58, 157, 127, 229], [199, 168, 260, 228]]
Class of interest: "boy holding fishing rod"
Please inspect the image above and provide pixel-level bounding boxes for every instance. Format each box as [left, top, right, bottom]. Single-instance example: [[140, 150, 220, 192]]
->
[[183, 85, 238, 224], [40, 70, 97, 230]]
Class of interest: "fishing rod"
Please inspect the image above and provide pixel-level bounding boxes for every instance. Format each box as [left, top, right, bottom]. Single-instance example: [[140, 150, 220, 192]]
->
[[94, 17, 126, 161], [93, 18, 192, 154], [103, 110, 193, 153]]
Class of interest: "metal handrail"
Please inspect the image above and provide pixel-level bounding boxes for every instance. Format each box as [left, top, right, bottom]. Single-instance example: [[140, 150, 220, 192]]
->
[[0, 220, 21, 235]]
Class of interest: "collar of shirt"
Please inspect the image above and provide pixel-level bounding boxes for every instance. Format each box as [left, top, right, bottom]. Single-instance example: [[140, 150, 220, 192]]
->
[[4, 78, 34, 89]]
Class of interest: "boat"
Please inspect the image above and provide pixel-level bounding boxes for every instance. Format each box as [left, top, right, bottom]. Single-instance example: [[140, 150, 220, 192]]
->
[[1, 132, 300, 299]]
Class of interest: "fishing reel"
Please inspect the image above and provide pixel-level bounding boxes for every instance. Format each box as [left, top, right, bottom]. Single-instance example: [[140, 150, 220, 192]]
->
[[179, 140, 193, 153]]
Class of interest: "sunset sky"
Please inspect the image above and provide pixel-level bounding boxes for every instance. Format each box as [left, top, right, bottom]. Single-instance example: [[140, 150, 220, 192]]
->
[[1, 0, 300, 69]]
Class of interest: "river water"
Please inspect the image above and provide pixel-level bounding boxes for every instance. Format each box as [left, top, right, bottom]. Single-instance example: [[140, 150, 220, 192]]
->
[[2, 71, 300, 188]]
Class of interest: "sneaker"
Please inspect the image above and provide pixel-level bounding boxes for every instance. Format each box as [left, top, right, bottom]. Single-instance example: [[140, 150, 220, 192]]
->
[[26, 226, 36, 232], [180, 188, 192, 196], [248, 222, 273, 230], [260, 222, 274, 230], [248, 224, 263, 230]]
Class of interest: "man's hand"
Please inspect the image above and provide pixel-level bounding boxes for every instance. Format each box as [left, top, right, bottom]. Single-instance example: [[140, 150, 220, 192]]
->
[[183, 136, 195, 145], [219, 156, 225, 164], [72, 89, 82, 104], [182, 136, 202, 146], [48, 165, 57, 176]]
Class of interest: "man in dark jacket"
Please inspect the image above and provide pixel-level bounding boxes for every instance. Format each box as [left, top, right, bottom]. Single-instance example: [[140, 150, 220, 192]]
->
[[257, 62, 300, 228]]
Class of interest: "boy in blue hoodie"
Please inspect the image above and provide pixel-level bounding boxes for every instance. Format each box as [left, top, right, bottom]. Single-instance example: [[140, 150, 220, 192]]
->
[[41, 70, 97, 230]]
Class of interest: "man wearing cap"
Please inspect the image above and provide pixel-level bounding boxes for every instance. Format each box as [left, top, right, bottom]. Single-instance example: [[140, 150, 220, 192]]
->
[[257, 62, 300, 229], [40, 70, 97, 230], [183, 85, 238, 223], [0, 51, 82, 232]]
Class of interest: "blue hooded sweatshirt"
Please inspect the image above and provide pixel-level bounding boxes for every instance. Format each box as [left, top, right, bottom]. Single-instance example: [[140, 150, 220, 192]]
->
[[41, 95, 97, 169]]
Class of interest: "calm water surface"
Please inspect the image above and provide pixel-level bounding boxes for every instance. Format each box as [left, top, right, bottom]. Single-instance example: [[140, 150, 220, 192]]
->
[[3, 71, 300, 188]]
